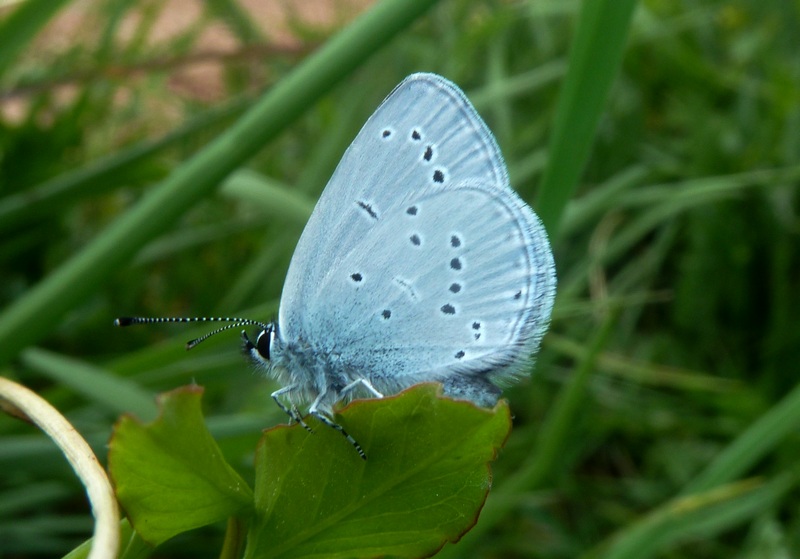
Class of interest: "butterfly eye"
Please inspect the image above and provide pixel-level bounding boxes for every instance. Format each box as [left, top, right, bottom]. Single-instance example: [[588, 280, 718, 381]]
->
[[255, 328, 273, 361]]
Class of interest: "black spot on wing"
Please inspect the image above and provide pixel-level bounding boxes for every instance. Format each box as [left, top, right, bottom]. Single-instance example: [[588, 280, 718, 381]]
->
[[356, 200, 378, 220]]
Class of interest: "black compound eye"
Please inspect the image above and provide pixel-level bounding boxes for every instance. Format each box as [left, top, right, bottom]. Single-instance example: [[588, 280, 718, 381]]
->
[[255, 328, 272, 361]]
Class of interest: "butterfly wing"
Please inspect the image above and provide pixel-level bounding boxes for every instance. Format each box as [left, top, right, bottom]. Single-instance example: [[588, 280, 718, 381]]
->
[[279, 73, 509, 339], [276, 74, 555, 402], [300, 180, 555, 394]]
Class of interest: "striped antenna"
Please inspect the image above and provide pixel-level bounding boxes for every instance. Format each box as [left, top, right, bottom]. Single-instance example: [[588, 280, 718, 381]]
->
[[114, 316, 269, 349]]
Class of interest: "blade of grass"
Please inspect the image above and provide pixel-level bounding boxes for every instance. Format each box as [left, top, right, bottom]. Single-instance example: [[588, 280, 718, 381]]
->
[[578, 337, 800, 558], [468, 61, 567, 109], [681, 380, 800, 496], [219, 169, 315, 223], [618, 165, 800, 210], [586, 476, 794, 559], [0, 95, 251, 232], [535, 0, 637, 235], [130, 216, 269, 267], [559, 165, 650, 238], [0, 0, 70, 77], [0, 0, 441, 365], [19, 348, 159, 421], [484, 35, 513, 150], [546, 333, 742, 393], [207, 0, 263, 44], [560, 164, 800, 297], [508, 308, 619, 490]]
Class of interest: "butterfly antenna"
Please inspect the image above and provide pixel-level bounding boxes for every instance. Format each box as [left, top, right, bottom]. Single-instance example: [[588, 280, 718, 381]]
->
[[114, 316, 270, 350]]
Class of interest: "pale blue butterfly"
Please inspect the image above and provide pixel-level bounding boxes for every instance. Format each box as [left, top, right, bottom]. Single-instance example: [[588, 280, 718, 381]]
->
[[117, 73, 556, 459]]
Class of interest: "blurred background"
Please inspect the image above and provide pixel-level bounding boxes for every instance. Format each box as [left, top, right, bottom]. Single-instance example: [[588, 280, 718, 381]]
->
[[1, 0, 799, 557]]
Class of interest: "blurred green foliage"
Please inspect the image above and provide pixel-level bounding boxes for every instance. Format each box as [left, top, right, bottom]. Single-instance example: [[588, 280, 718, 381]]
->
[[0, 0, 798, 557]]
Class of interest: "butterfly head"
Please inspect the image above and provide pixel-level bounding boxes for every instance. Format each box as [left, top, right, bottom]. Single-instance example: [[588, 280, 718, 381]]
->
[[241, 323, 276, 365]]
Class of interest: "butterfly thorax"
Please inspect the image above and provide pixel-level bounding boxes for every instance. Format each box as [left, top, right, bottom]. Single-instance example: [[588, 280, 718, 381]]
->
[[263, 333, 365, 408]]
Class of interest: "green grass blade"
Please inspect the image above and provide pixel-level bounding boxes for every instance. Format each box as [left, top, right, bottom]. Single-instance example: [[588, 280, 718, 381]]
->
[[560, 164, 800, 297], [206, 0, 263, 44], [219, 169, 315, 224], [0, 0, 71, 77], [0, 0, 441, 365], [546, 333, 742, 393], [469, 61, 567, 110], [19, 348, 159, 421], [535, 0, 637, 235], [682, 380, 800, 496], [590, 476, 794, 559], [0, 96, 250, 233], [512, 309, 619, 490]]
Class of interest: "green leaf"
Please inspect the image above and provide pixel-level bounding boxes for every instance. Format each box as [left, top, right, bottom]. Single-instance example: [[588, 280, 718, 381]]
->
[[108, 386, 253, 545], [245, 384, 511, 559]]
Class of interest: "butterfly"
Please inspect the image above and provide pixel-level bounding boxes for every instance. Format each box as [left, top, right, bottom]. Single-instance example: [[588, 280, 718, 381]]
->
[[117, 73, 556, 459]]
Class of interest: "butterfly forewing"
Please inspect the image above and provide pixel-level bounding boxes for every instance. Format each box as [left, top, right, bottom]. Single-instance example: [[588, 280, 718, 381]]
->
[[280, 74, 511, 340]]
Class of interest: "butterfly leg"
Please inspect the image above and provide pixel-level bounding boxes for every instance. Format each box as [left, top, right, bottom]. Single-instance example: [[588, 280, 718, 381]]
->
[[290, 404, 313, 433], [340, 378, 384, 399], [271, 385, 313, 433], [308, 394, 366, 461]]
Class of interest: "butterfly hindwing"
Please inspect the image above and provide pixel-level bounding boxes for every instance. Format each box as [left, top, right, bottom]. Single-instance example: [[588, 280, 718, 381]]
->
[[298, 180, 555, 394]]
